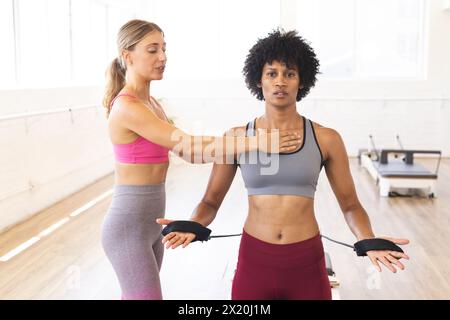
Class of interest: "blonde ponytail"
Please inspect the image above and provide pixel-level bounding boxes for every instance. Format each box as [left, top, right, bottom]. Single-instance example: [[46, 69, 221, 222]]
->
[[103, 58, 126, 117]]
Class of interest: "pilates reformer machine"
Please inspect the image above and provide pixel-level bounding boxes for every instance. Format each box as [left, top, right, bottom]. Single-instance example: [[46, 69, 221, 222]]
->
[[325, 252, 340, 295], [358, 135, 442, 198]]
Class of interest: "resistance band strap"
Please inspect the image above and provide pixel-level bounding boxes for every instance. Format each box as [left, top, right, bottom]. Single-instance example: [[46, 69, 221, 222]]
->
[[320, 235, 354, 249], [161, 220, 211, 242], [353, 238, 404, 256], [161, 221, 404, 257], [210, 234, 242, 239], [162, 221, 243, 242], [321, 235, 404, 256]]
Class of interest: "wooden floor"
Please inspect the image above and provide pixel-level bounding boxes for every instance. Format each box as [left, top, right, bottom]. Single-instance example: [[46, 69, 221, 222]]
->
[[0, 158, 449, 300]]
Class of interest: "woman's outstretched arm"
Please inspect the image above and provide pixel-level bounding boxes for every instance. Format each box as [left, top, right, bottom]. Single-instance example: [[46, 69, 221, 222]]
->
[[323, 127, 410, 272], [117, 98, 301, 163]]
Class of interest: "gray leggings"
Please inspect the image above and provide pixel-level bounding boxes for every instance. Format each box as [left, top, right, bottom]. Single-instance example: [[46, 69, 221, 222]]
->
[[101, 183, 165, 300]]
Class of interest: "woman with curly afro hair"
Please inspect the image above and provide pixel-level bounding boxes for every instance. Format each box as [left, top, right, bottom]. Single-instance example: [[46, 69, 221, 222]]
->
[[159, 29, 410, 300]]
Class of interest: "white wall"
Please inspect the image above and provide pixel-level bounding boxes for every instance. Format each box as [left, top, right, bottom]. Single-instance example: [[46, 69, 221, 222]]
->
[[0, 87, 113, 232]]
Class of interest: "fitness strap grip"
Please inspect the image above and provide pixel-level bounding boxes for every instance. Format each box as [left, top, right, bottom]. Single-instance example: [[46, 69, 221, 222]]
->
[[354, 238, 404, 256], [161, 220, 211, 242]]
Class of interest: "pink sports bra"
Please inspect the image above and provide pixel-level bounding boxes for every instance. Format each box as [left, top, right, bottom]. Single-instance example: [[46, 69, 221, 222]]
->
[[110, 93, 169, 164]]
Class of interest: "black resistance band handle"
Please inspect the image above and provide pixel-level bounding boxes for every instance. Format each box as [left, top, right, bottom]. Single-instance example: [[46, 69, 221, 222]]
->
[[161, 220, 212, 242], [353, 238, 404, 256]]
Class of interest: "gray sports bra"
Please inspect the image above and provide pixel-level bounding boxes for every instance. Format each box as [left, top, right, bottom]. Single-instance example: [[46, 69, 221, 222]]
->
[[237, 116, 324, 198]]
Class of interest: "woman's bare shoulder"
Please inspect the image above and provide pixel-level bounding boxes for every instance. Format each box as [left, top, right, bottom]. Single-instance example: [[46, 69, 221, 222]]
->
[[112, 96, 153, 119], [311, 120, 341, 141], [310, 120, 345, 161], [224, 125, 249, 137]]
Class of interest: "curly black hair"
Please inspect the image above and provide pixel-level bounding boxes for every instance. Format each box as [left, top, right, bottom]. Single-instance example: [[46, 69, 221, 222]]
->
[[243, 29, 320, 101]]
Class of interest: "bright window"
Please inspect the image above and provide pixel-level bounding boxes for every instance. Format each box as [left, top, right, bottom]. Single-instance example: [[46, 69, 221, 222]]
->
[[153, 0, 280, 80], [47, 0, 71, 83], [0, 0, 16, 86], [16, 0, 50, 85], [71, 0, 108, 84], [296, 0, 426, 79]]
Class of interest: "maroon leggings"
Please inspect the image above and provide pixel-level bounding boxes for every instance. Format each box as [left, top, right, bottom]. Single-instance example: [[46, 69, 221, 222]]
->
[[232, 230, 332, 300]]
